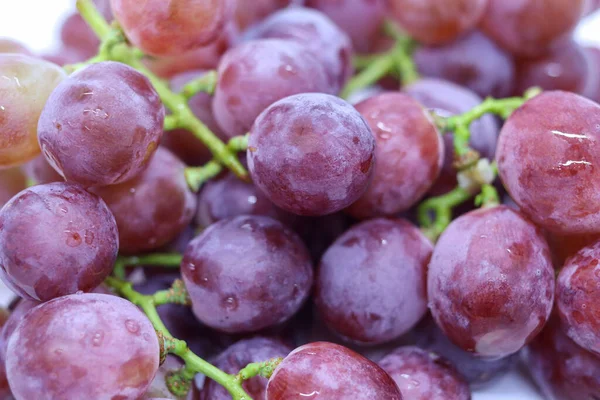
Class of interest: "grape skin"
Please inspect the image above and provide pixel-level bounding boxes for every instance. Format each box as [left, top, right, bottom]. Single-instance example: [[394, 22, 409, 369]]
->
[[0, 54, 66, 168], [37, 61, 165, 187], [496, 91, 600, 234], [182, 215, 313, 333], [0, 182, 119, 302], [428, 205, 555, 358], [234, 0, 291, 30], [0, 38, 31, 55], [90, 147, 196, 254], [347, 93, 443, 218], [315, 219, 431, 345], [266, 342, 402, 399], [248, 93, 375, 216], [6, 293, 159, 400], [213, 39, 333, 138], [0, 167, 26, 208]]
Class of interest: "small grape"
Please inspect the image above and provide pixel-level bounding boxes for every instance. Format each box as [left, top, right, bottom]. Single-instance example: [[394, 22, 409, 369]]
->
[[60, 13, 100, 59], [428, 205, 555, 358], [266, 342, 402, 399], [248, 93, 375, 216], [0, 167, 26, 208], [0, 182, 119, 301], [6, 293, 159, 400], [37, 61, 164, 187], [21, 155, 64, 185]]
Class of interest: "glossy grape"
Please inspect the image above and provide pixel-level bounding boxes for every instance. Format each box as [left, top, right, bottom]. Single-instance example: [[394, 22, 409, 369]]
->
[[90, 147, 196, 254], [0, 38, 31, 55], [110, 0, 231, 56], [496, 91, 600, 234], [414, 30, 515, 98], [37, 61, 164, 187], [480, 0, 586, 57], [0, 167, 26, 208], [182, 215, 313, 333], [248, 93, 375, 216], [234, 0, 291, 29], [379, 346, 470, 400], [6, 293, 159, 400], [0, 54, 66, 168], [428, 205, 555, 358], [316, 219, 431, 345], [389, 0, 488, 45], [0, 182, 119, 301], [202, 337, 292, 399], [266, 342, 402, 399], [22, 155, 63, 185], [213, 39, 332, 138], [347, 93, 443, 218]]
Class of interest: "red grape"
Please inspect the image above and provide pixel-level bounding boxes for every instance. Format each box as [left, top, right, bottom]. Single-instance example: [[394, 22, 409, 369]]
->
[[496, 91, 600, 234], [0, 182, 119, 301], [315, 219, 431, 345], [182, 215, 313, 333], [266, 342, 402, 399], [0, 54, 66, 168], [0, 38, 31, 55], [248, 93, 375, 216], [6, 293, 159, 400], [37, 61, 164, 187], [347, 93, 443, 218], [234, 0, 291, 29], [389, 0, 488, 45], [110, 0, 232, 56], [546, 231, 600, 268], [21, 155, 63, 185], [428, 205, 555, 358], [0, 167, 26, 208], [213, 39, 332, 138], [378, 346, 470, 400]]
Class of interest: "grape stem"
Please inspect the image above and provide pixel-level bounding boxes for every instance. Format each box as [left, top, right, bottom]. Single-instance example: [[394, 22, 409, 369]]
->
[[181, 70, 218, 99], [113, 253, 183, 280], [418, 187, 476, 242], [75, 0, 248, 180], [237, 357, 283, 382]]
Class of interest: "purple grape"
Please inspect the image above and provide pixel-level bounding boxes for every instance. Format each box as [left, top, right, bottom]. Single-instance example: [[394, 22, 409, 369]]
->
[[90, 147, 196, 254], [0, 307, 10, 400], [428, 205, 555, 358], [22, 155, 64, 185], [182, 215, 313, 333], [6, 293, 159, 400], [212, 39, 332, 138], [201, 337, 292, 399], [315, 218, 431, 345], [347, 93, 444, 218], [414, 30, 515, 98], [248, 93, 375, 216], [378, 346, 470, 400], [233, 0, 291, 30], [0, 182, 118, 301], [37, 61, 165, 187], [0, 299, 38, 365], [266, 342, 402, 399]]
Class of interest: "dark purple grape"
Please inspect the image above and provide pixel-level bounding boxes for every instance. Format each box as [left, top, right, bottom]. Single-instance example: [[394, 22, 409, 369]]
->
[[378, 346, 470, 400], [428, 205, 555, 358], [248, 93, 375, 216], [0, 168, 26, 208], [0, 182, 118, 302], [496, 91, 600, 234], [37, 61, 165, 187], [202, 337, 292, 399], [22, 155, 63, 185], [213, 39, 332, 138], [90, 147, 196, 254], [347, 93, 443, 218], [182, 215, 313, 333], [6, 293, 159, 400], [414, 30, 515, 98], [315, 218, 431, 345], [266, 342, 402, 399]]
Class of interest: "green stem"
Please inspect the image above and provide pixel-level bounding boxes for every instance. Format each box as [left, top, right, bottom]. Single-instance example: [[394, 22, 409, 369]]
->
[[340, 52, 395, 99], [475, 184, 500, 208], [353, 53, 384, 70], [153, 279, 190, 306], [237, 358, 283, 382], [418, 187, 475, 242], [76, 0, 111, 39], [181, 70, 218, 99], [185, 160, 223, 192], [163, 115, 179, 131], [118, 253, 183, 268], [228, 134, 249, 153]]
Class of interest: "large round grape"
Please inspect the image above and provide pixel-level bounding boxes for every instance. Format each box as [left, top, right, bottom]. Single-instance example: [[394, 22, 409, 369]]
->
[[37, 61, 164, 187], [0, 182, 119, 301], [110, 0, 231, 56], [6, 293, 159, 400], [428, 205, 555, 358], [213, 39, 332, 138], [347, 93, 443, 218], [90, 147, 196, 254], [496, 91, 600, 234], [389, 0, 488, 45], [315, 219, 431, 345], [0, 54, 66, 168], [248, 93, 375, 216], [181, 215, 313, 333], [266, 342, 402, 399]]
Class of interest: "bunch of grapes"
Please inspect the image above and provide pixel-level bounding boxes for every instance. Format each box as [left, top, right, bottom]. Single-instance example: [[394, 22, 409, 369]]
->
[[1, 0, 600, 399]]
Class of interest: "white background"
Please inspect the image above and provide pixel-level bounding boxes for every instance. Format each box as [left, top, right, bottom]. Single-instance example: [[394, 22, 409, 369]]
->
[[2, 1, 600, 399]]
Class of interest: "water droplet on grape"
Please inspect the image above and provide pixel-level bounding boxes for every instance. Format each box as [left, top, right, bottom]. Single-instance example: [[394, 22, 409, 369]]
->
[[65, 230, 82, 247], [92, 331, 104, 346], [84, 230, 95, 245], [125, 319, 140, 334], [223, 296, 238, 310]]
